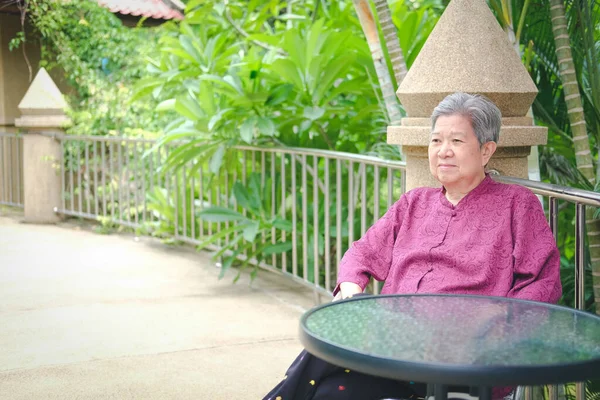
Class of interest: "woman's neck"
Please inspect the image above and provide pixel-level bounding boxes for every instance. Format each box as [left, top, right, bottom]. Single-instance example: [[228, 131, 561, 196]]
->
[[444, 173, 486, 205]]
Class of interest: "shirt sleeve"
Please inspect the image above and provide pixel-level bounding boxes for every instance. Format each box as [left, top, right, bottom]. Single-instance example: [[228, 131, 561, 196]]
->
[[333, 195, 407, 295], [507, 189, 562, 303]]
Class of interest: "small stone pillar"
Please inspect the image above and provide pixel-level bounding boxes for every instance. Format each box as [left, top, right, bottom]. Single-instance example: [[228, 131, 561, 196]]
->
[[15, 68, 70, 223], [387, 0, 547, 190]]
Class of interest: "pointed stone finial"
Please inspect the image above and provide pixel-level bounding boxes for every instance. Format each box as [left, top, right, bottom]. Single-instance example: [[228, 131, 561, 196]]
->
[[15, 68, 69, 128], [387, 0, 547, 189], [396, 0, 537, 117]]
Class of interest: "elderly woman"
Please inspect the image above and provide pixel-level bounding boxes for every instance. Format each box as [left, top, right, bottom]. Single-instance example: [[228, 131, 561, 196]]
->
[[263, 92, 561, 400]]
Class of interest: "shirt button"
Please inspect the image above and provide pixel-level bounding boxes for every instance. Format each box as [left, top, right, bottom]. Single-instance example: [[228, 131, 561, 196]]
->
[[451, 212, 457, 217]]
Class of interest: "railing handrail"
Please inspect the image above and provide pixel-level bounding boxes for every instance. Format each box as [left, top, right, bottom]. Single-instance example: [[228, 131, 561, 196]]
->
[[5, 130, 600, 208], [233, 145, 407, 168], [492, 174, 600, 208], [13, 131, 408, 170]]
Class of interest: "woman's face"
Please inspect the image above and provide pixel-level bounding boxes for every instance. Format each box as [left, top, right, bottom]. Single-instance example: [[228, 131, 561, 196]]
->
[[428, 114, 496, 187]]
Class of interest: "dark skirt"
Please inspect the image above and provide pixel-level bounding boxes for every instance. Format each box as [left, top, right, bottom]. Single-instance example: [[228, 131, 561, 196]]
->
[[263, 349, 514, 400], [263, 349, 428, 400]]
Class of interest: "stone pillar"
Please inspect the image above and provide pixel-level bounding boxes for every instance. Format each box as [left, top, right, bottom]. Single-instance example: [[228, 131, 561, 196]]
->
[[15, 68, 70, 223], [387, 0, 547, 190]]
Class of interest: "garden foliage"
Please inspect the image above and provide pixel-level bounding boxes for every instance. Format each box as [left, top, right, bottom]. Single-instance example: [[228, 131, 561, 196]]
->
[[133, 0, 441, 280], [14, 0, 172, 137]]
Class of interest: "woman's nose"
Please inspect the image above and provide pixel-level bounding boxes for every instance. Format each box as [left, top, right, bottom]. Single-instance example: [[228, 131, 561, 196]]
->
[[438, 143, 452, 157]]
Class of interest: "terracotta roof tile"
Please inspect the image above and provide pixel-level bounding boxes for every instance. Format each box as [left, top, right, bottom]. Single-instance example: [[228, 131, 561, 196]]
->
[[97, 0, 184, 21]]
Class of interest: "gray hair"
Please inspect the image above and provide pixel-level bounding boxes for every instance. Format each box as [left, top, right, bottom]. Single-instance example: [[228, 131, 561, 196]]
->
[[431, 92, 501, 145]]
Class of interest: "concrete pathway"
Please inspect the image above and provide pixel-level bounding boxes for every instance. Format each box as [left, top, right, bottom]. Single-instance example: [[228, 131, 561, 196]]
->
[[0, 209, 317, 399]]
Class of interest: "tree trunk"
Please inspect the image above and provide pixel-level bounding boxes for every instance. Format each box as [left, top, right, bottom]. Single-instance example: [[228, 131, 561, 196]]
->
[[549, 0, 600, 314], [352, 0, 402, 124], [372, 0, 407, 87]]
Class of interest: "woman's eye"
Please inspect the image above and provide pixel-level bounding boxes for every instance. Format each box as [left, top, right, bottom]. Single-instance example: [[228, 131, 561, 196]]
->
[[431, 139, 440, 143], [453, 139, 463, 143]]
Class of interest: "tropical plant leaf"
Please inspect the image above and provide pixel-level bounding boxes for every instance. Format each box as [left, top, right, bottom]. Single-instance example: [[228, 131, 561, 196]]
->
[[198, 206, 246, 222], [232, 181, 251, 210], [313, 54, 355, 104], [209, 144, 226, 173], [246, 33, 282, 47], [265, 84, 294, 106], [262, 241, 293, 255], [179, 34, 203, 64], [272, 218, 293, 232], [175, 94, 203, 121], [243, 220, 260, 242], [218, 246, 246, 279], [247, 174, 263, 213], [156, 99, 176, 112], [240, 117, 256, 143], [303, 106, 325, 121], [257, 117, 275, 136], [195, 223, 248, 250], [270, 58, 304, 90]]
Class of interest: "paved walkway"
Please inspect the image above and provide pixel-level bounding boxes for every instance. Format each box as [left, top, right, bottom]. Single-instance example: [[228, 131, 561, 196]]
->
[[0, 209, 317, 399]]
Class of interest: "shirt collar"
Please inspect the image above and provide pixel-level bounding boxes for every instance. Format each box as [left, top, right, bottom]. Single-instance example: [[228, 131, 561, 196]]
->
[[438, 174, 493, 210]]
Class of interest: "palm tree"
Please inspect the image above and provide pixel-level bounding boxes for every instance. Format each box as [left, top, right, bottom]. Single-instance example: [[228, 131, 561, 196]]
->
[[549, 0, 600, 314], [549, 0, 594, 181], [352, 0, 403, 124], [373, 0, 407, 86]]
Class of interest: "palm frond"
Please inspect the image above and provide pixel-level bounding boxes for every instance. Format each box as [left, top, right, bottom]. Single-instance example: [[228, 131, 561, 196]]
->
[[539, 146, 593, 189]]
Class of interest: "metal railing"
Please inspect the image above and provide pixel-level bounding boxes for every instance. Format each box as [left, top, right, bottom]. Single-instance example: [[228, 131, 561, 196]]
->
[[0, 132, 24, 208], [56, 135, 158, 228], [1, 132, 598, 305], [493, 175, 600, 400], [2, 132, 598, 309], [52, 134, 406, 298], [493, 175, 600, 313]]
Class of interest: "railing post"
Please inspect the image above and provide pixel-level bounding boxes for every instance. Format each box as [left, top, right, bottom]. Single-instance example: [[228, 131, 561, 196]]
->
[[575, 203, 586, 310], [549, 197, 558, 238], [14, 68, 70, 223]]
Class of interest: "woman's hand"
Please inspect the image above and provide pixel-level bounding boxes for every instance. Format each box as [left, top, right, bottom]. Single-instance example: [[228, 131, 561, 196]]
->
[[332, 282, 363, 302]]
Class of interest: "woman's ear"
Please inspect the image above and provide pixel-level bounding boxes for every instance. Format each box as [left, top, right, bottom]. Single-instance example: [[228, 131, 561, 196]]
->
[[481, 141, 497, 166]]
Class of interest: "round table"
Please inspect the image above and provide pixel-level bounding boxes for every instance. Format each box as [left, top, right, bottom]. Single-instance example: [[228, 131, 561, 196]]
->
[[299, 294, 600, 400]]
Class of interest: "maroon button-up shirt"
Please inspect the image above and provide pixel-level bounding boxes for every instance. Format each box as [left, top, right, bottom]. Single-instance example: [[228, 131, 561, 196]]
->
[[336, 175, 562, 304]]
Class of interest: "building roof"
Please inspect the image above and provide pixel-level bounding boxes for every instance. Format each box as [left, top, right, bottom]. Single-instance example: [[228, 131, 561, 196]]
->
[[97, 0, 184, 21]]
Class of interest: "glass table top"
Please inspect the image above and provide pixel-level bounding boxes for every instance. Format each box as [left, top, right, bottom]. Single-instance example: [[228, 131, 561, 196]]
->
[[300, 295, 600, 385]]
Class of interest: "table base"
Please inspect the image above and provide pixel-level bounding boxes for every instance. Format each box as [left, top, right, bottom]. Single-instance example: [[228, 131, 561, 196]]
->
[[426, 384, 492, 400]]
